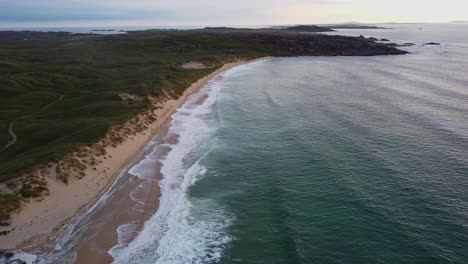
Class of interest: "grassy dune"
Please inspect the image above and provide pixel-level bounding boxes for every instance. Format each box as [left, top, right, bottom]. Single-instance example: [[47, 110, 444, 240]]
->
[[0, 31, 274, 183]]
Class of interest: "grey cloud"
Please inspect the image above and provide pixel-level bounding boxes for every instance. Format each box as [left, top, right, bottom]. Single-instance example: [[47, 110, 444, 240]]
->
[[0, 0, 346, 23]]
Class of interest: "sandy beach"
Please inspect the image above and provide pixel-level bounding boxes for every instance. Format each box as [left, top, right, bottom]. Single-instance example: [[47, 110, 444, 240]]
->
[[0, 58, 269, 252]]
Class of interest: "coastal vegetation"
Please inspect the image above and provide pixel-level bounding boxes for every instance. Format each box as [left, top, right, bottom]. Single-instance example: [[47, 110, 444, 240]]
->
[[0, 28, 405, 221]]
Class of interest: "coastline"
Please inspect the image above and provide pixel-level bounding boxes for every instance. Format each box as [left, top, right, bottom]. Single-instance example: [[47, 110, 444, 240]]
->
[[0, 57, 271, 251]]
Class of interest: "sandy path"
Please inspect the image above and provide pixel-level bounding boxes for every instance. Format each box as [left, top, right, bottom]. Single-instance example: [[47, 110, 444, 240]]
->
[[0, 118, 20, 153]]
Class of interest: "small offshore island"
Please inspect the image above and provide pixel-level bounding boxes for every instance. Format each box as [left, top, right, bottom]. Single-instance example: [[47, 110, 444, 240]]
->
[[0, 25, 406, 252]]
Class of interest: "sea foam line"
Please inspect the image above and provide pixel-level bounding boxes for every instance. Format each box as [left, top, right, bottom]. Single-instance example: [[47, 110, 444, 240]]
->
[[109, 67, 244, 264]]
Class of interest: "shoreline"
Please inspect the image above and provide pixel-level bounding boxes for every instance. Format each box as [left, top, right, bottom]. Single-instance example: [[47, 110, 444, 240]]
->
[[0, 57, 271, 251]]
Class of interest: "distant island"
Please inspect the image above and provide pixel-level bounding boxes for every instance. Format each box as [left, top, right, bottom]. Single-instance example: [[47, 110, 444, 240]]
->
[[281, 25, 334, 32], [203, 27, 256, 31], [204, 24, 388, 33], [323, 23, 388, 29], [204, 25, 334, 32], [91, 29, 116, 32]]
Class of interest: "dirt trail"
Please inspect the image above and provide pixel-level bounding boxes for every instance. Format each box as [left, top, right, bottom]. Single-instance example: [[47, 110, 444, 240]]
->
[[0, 94, 65, 154], [0, 118, 21, 153]]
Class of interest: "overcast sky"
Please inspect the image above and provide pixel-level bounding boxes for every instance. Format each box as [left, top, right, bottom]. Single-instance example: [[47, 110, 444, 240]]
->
[[1, 0, 467, 27]]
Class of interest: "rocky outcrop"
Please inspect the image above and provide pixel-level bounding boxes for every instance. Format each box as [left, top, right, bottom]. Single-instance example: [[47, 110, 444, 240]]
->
[[228, 33, 408, 56], [424, 42, 441, 45]]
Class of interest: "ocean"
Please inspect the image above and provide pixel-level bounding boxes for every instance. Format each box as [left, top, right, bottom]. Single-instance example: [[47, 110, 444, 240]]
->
[[4, 23, 468, 263], [110, 23, 468, 264]]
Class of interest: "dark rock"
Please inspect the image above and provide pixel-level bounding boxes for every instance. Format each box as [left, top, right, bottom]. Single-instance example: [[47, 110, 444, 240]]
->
[[368, 37, 378, 41], [3, 252, 14, 259], [381, 38, 390, 41], [403, 43, 416, 46], [424, 42, 441, 45], [11, 260, 27, 264]]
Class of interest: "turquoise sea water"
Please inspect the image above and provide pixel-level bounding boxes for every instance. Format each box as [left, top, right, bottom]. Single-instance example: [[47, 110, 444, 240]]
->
[[3, 24, 468, 264], [111, 24, 468, 264], [203, 57, 467, 263]]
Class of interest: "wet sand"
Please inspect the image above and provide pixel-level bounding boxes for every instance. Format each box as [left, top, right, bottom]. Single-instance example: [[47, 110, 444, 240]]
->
[[74, 135, 168, 263]]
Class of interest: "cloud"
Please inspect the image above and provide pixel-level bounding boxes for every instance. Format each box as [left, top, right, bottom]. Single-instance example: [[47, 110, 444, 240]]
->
[[0, 0, 347, 24], [0, 0, 466, 25]]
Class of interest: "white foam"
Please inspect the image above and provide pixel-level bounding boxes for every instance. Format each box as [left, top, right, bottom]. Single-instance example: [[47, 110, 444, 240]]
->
[[116, 223, 139, 248], [129, 181, 152, 212], [110, 70, 239, 263], [128, 142, 170, 180], [128, 159, 158, 180], [0, 251, 37, 264]]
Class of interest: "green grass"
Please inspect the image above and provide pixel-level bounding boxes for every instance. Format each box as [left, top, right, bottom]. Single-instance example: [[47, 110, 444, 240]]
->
[[0, 31, 278, 182]]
